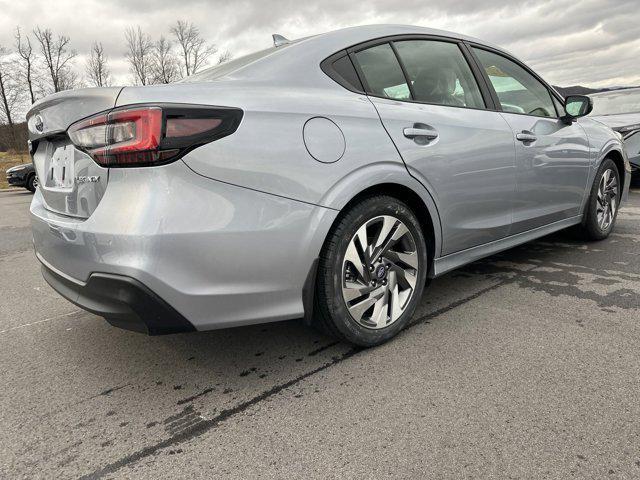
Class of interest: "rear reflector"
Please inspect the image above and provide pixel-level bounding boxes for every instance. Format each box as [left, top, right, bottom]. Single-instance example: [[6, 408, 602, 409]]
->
[[166, 118, 222, 138], [68, 104, 243, 167]]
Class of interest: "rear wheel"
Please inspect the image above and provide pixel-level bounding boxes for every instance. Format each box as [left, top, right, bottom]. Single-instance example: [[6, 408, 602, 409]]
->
[[26, 174, 37, 193], [314, 196, 428, 347], [579, 159, 620, 240]]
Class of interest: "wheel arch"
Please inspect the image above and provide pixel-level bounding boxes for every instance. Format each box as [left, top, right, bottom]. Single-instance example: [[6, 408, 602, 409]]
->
[[338, 183, 437, 274], [303, 174, 442, 327], [304, 180, 439, 334], [603, 148, 627, 189], [580, 142, 629, 217], [318, 162, 443, 263]]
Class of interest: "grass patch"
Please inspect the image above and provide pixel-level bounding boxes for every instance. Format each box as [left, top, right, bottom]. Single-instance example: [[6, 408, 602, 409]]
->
[[0, 151, 30, 190]]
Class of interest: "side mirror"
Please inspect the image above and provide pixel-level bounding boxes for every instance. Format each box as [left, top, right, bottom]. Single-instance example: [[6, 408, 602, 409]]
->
[[562, 95, 593, 124]]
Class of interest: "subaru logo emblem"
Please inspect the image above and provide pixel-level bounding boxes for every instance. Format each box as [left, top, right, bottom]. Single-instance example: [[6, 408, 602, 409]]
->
[[34, 115, 44, 132]]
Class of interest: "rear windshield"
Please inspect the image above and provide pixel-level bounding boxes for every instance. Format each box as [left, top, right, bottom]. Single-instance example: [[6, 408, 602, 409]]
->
[[181, 44, 291, 83], [590, 89, 640, 116]]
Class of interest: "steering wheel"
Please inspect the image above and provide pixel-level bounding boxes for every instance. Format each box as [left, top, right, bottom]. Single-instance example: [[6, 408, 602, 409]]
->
[[528, 107, 550, 117]]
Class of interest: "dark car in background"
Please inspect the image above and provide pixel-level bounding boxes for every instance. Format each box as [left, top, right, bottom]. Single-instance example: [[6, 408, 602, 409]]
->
[[589, 88, 640, 177], [6, 163, 37, 192]]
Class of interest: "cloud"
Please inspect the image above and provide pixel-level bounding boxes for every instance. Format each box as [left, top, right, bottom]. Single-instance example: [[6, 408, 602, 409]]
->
[[0, 0, 637, 87]]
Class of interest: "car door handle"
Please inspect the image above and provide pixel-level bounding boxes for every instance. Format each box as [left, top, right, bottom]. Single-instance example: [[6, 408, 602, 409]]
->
[[403, 126, 439, 144], [516, 131, 537, 143]]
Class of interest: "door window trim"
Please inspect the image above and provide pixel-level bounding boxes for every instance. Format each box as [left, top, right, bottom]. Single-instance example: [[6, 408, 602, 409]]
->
[[388, 41, 417, 101], [331, 34, 500, 112], [466, 43, 565, 118]]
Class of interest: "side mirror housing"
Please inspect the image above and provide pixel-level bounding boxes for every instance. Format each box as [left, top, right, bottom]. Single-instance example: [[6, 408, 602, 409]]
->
[[561, 95, 593, 124]]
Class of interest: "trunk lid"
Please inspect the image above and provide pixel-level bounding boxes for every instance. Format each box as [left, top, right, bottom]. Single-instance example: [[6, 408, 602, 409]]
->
[[27, 87, 123, 219]]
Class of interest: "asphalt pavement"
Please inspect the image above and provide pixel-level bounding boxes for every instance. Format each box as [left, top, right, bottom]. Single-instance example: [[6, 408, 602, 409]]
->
[[1, 186, 639, 479]]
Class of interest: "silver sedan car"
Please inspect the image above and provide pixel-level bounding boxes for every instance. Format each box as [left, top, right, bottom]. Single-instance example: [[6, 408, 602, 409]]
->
[[27, 25, 630, 346]]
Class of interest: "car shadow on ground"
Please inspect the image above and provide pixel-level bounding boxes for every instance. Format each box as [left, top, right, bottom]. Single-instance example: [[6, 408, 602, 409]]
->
[[56, 225, 604, 397]]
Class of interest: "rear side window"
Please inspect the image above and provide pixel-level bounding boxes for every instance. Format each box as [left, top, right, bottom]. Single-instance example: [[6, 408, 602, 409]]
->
[[473, 48, 557, 118], [353, 43, 410, 101], [322, 54, 364, 92], [394, 40, 485, 108]]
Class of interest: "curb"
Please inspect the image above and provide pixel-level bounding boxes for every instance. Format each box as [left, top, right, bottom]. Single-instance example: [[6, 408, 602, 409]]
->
[[0, 187, 26, 193]]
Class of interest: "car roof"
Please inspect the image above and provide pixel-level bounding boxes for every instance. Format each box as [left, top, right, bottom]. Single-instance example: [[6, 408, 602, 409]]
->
[[296, 24, 503, 53], [194, 24, 509, 86]]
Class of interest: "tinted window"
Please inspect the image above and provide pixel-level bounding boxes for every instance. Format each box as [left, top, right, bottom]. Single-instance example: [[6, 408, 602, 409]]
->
[[331, 55, 363, 91], [354, 43, 410, 100], [394, 40, 485, 108], [473, 48, 556, 118]]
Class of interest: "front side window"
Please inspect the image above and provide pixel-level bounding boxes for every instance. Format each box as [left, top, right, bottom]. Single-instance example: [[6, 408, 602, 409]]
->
[[473, 48, 557, 118], [353, 43, 410, 101], [394, 40, 485, 109]]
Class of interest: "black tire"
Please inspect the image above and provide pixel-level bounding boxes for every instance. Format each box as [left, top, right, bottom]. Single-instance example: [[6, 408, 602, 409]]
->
[[314, 195, 429, 347], [578, 158, 621, 240], [26, 174, 36, 193]]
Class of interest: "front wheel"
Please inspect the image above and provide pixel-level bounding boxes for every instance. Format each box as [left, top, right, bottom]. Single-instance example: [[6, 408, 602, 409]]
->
[[26, 174, 37, 193], [314, 196, 428, 347], [579, 159, 621, 240]]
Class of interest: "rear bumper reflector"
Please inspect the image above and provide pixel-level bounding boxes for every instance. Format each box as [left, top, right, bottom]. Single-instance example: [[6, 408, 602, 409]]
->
[[41, 265, 196, 335]]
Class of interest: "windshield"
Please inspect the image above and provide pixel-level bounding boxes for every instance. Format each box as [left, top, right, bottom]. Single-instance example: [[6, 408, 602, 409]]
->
[[590, 89, 640, 116], [181, 43, 293, 83]]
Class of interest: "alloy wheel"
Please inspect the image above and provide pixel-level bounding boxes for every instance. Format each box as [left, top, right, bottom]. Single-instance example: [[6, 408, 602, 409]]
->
[[596, 168, 618, 231], [341, 215, 419, 329]]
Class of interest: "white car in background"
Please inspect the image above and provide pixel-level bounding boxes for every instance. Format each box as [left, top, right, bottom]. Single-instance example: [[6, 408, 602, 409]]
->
[[590, 88, 640, 177]]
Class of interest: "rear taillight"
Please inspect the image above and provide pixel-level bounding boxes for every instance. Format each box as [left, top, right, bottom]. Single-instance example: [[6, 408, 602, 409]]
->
[[68, 105, 243, 167]]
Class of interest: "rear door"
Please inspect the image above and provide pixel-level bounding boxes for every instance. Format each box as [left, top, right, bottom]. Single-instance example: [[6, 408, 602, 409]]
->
[[350, 38, 516, 255], [471, 47, 591, 232]]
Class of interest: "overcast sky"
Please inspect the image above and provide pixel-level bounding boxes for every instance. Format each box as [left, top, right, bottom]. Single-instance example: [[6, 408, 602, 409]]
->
[[0, 0, 638, 88]]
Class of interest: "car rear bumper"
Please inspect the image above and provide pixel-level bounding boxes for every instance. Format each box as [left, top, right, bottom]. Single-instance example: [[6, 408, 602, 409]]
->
[[40, 260, 196, 334], [30, 159, 338, 332]]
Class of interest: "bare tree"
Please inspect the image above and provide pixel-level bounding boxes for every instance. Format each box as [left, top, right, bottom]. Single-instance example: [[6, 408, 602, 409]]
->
[[0, 46, 22, 148], [33, 27, 77, 92], [85, 42, 111, 87], [217, 50, 233, 65], [171, 20, 217, 77], [125, 26, 153, 85], [58, 68, 80, 90], [151, 36, 180, 84], [15, 27, 38, 104]]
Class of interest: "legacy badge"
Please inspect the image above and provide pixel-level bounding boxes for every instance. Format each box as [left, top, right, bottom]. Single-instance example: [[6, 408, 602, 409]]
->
[[75, 175, 100, 184]]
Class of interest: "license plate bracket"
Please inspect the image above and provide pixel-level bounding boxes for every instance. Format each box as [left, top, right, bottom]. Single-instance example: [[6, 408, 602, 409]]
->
[[46, 143, 75, 190]]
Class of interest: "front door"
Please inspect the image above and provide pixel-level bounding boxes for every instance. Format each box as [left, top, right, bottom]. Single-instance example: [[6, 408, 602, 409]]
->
[[351, 39, 517, 255], [472, 48, 592, 232]]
